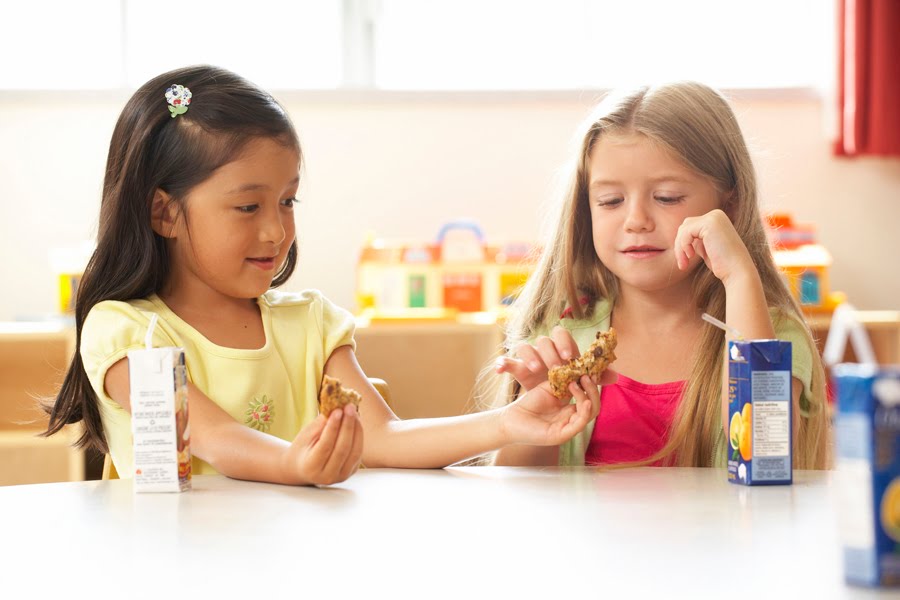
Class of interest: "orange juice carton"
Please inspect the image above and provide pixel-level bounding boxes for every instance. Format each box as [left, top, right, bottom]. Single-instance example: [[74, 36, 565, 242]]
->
[[128, 341, 192, 493], [833, 364, 900, 586], [727, 340, 792, 485]]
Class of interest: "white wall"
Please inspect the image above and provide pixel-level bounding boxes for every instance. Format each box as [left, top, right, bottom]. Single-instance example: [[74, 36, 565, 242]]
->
[[1, 90, 898, 321]]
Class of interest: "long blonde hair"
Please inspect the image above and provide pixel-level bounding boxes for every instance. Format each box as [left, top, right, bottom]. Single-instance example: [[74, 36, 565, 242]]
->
[[497, 81, 830, 469]]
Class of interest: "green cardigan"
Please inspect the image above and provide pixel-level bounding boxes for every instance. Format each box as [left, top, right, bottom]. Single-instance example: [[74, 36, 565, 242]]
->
[[541, 300, 816, 467]]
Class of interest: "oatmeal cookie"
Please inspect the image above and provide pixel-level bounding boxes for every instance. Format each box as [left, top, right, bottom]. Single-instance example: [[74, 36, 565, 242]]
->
[[319, 375, 362, 416], [548, 328, 617, 399]]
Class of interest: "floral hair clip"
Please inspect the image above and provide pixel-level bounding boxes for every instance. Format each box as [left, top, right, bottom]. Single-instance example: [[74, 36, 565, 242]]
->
[[165, 84, 192, 118]]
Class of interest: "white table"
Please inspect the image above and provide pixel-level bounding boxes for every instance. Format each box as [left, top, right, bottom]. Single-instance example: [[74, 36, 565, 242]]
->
[[0, 467, 890, 598]]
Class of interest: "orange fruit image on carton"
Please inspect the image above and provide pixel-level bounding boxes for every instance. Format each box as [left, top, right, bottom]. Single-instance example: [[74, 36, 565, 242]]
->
[[740, 403, 752, 461]]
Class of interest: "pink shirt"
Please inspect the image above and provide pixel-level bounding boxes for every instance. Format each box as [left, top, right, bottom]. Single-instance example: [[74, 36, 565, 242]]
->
[[584, 374, 685, 466]]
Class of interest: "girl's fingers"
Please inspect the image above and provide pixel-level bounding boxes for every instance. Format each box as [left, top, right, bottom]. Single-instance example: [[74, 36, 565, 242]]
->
[[293, 413, 327, 447], [674, 234, 688, 269], [580, 375, 602, 420], [495, 356, 528, 378], [513, 343, 544, 372], [495, 356, 545, 390], [550, 326, 580, 361], [306, 408, 343, 469], [675, 216, 703, 269], [692, 238, 709, 263], [340, 416, 364, 480], [557, 382, 592, 439], [322, 405, 358, 480], [680, 234, 696, 266], [535, 336, 564, 369]]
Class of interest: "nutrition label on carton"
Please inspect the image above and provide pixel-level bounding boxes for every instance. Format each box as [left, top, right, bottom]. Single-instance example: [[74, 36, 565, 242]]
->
[[727, 339, 792, 486], [752, 371, 790, 456], [132, 391, 175, 435]]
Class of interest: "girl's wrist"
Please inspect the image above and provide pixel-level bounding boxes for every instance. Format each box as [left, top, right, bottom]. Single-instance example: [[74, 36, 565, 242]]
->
[[277, 445, 310, 486], [275, 447, 295, 485], [721, 258, 762, 293], [494, 404, 516, 448]]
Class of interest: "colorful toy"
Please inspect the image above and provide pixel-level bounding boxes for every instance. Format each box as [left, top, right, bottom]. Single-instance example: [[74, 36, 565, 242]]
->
[[767, 213, 845, 313], [356, 221, 538, 318]]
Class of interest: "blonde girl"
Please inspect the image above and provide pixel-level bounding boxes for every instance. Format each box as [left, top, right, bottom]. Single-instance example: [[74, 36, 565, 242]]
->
[[494, 82, 830, 469]]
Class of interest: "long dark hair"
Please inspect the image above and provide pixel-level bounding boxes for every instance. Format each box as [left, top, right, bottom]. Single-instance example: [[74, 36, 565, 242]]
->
[[43, 65, 301, 452]]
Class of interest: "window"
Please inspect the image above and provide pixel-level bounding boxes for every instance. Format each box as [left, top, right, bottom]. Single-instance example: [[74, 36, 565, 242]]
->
[[372, 0, 834, 90], [0, 0, 341, 90], [0, 0, 833, 91], [372, 0, 589, 90], [0, 0, 122, 89], [124, 0, 342, 89]]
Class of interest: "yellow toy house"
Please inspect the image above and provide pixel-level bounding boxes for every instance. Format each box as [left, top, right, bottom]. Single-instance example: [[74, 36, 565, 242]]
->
[[767, 213, 844, 313]]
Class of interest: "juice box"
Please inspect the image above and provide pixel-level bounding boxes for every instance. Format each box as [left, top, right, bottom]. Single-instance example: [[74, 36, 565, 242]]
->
[[128, 346, 192, 493], [727, 340, 792, 485], [833, 364, 900, 586]]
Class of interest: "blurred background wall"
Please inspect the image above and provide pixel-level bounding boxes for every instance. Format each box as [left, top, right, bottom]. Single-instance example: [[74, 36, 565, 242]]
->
[[1, 0, 897, 320]]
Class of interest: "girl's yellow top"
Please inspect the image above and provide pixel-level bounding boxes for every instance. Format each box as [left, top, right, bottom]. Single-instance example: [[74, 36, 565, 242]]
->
[[81, 290, 356, 478]]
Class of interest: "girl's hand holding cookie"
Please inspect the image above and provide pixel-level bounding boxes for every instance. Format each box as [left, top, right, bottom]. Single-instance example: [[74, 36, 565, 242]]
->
[[495, 326, 582, 391], [499, 376, 601, 447], [281, 403, 363, 486], [496, 327, 618, 395]]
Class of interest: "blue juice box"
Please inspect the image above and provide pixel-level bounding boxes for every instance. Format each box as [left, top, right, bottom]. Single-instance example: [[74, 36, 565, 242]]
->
[[727, 340, 793, 485], [834, 364, 900, 587]]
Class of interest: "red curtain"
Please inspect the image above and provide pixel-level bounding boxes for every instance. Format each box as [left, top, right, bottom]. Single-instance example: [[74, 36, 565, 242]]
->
[[834, 0, 900, 157]]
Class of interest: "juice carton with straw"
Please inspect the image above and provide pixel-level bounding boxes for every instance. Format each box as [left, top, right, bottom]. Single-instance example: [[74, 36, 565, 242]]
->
[[127, 314, 192, 492], [727, 339, 793, 485], [701, 313, 793, 485]]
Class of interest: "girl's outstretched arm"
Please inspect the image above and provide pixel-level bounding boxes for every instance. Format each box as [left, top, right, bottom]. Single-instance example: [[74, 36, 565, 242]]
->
[[104, 358, 362, 486], [324, 346, 601, 468]]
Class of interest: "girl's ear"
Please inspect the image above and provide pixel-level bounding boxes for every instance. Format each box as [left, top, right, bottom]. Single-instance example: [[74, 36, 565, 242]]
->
[[151, 190, 180, 238]]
